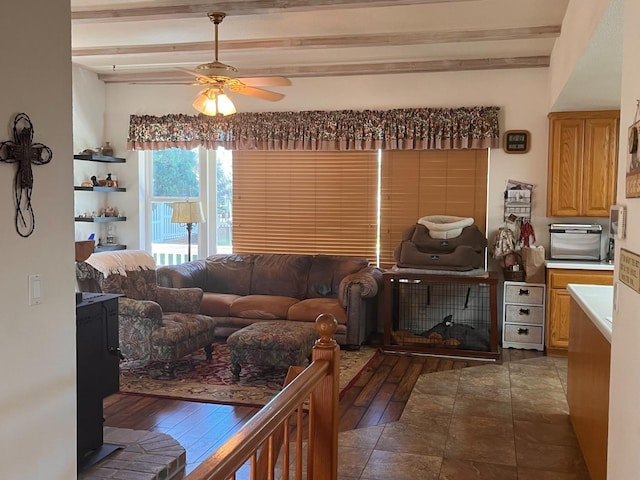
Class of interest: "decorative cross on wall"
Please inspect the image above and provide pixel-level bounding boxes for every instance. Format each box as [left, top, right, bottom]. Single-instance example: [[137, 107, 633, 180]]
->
[[0, 113, 52, 237]]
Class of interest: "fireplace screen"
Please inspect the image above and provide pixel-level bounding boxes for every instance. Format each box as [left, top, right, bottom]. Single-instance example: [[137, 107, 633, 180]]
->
[[389, 278, 492, 352]]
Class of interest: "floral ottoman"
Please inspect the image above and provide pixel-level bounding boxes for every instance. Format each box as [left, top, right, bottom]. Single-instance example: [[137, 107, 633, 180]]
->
[[227, 321, 319, 380]]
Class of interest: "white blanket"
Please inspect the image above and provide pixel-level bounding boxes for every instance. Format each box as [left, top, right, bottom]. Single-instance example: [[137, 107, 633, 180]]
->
[[85, 250, 156, 277]]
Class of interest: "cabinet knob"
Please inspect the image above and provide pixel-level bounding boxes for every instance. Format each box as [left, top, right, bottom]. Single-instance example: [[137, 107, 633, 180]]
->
[[519, 308, 530, 315], [519, 288, 530, 296], [517, 328, 529, 335]]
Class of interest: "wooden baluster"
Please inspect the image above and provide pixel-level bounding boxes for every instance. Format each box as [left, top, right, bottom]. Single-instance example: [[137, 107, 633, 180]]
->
[[309, 313, 340, 480]]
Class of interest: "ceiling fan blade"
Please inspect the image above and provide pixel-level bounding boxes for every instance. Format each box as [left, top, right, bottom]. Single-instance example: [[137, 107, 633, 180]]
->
[[239, 76, 292, 87], [229, 84, 285, 101]]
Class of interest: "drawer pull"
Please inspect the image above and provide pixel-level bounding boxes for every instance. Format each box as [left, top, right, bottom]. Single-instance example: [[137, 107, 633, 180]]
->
[[517, 328, 529, 335], [519, 308, 530, 315], [519, 288, 530, 296]]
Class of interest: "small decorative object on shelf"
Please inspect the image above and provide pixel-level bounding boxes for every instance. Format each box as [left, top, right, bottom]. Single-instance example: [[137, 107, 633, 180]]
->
[[100, 142, 114, 157]]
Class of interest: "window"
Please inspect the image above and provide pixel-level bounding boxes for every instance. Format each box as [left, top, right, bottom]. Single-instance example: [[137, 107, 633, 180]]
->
[[142, 148, 488, 268], [142, 147, 233, 265], [232, 151, 378, 260], [233, 149, 487, 267], [379, 149, 488, 268]]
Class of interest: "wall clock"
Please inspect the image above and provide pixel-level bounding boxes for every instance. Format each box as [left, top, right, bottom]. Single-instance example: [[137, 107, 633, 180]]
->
[[503, 130, 530, 154]]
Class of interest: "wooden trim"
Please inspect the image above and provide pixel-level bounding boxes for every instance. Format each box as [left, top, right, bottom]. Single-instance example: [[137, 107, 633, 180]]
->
[[97, 55, 550, 82], [72, 0, 477, 21], [72, 26, 561, 57], [548, 110, 621, 120]]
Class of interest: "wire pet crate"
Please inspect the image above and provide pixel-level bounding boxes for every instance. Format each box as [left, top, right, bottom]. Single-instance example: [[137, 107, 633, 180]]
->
[[383, 271, 499, 359]]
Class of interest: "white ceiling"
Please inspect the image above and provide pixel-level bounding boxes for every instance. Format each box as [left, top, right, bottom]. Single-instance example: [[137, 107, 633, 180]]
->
[[70, 0, 622, 110]]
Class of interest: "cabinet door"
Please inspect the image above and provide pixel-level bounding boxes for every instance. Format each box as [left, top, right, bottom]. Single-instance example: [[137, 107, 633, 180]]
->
[[547, 117, 583, 216], [582, 117, 619, 217], [548, 288, 571, 350]]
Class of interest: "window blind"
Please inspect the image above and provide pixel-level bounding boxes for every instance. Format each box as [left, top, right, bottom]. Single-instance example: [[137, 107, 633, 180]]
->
[[379, 149, 488, 268], [232, 151, 378, 260]]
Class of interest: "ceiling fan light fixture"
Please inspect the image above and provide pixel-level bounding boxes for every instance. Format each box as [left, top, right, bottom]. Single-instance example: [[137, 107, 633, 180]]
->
[[192, 87, 236, 116]]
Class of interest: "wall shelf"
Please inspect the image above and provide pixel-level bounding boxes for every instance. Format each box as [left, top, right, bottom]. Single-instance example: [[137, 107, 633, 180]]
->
[[74, 153, 125, 163], [74, 186, 126, 192], [75, 217, 127, 223], [95, 244, 127, 252]]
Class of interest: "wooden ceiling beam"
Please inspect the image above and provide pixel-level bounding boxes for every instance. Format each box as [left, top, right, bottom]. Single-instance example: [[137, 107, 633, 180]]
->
[[73, 25, 560, 57], [97, 55, 549, 83], [72, 0, 477, 22]]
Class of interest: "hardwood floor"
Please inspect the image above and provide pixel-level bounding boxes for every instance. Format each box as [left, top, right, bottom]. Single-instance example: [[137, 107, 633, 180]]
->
[[103, 346, 544, 474]]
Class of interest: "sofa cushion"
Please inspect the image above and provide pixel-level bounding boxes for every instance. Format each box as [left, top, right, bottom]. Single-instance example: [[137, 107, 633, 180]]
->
[[307, 255, 369, 298], [287, 297, 347, 324], [205, 254, 256, 295], [201, 292, 242, 317], [250, 254, 313, 299], [230, 294, 300, 319], [102, 269, 159, 301]]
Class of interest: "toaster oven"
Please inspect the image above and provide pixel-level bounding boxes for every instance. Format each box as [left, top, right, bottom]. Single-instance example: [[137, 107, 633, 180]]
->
[[549, 224, 602, 261]]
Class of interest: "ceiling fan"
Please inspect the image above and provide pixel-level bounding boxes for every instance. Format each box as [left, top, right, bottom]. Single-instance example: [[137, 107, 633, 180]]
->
[[176, 12, 291, 116]]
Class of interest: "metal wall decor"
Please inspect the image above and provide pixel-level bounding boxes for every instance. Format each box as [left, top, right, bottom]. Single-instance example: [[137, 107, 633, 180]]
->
[[0, 113, 52, 237], [627, 100, 640, 198]]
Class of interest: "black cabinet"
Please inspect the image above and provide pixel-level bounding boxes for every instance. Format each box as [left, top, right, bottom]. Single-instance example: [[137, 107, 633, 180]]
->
[[76, 293, 121, 469]]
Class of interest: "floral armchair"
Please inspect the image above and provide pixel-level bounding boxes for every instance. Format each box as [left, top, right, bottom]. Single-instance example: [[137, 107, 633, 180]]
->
[[76, 250, 217, 371]]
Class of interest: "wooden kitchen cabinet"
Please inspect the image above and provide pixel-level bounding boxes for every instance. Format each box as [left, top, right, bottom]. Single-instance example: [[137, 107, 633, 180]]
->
[[547, 110, 619, 217], [568, 297, 610, 480], [546, 268, 613, 354]]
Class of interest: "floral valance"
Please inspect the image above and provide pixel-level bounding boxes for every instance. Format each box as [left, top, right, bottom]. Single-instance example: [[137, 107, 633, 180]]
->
[[127, 106, 500, 151]]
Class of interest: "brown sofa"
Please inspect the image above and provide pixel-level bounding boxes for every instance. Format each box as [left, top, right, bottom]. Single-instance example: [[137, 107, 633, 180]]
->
[[157, 253, 383, 348]]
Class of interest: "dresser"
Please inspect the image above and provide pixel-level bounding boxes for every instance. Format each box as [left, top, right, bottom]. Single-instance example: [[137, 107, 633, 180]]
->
[[502, 281, 546, 351]]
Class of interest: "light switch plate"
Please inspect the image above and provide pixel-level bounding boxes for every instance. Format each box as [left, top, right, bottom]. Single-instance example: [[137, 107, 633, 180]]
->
[[29, 274, 42, 306]]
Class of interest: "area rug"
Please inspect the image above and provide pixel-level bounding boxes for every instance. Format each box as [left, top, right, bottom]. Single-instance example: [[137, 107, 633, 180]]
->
[[119, 343, 378, 407]]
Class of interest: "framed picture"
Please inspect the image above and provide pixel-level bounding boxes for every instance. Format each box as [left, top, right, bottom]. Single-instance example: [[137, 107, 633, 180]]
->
[[609, 205, 626, 240], [626, 120, 640, 197], [503, 130, 530, 154]]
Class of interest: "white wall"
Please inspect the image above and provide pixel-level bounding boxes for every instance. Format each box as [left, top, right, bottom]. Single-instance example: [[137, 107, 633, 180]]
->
[[72, 66, 109, 242], [0, 1, 76, 478], [608, 0, 640, 477], [549, 0, 613, 109], [102, 67, 554, 255]]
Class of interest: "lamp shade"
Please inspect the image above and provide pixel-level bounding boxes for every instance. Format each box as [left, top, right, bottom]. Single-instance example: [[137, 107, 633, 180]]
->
[[192, 88, 236, 116], [171, 201, 206, 224]]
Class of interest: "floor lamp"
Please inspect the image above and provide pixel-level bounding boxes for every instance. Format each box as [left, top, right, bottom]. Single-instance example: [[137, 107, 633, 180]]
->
[[171, 201, 205, 261]]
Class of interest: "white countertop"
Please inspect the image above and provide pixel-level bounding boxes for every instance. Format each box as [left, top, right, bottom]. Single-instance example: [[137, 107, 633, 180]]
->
[[545, 259, 614, 271], [567, 284, 613, 342]]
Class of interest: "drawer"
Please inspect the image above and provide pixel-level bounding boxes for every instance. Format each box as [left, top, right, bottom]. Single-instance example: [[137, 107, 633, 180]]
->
[[504, 324, 543, 344], [505, 304, 544, 325], [547, 269, 613, 289], [504, 284, 544, 305]]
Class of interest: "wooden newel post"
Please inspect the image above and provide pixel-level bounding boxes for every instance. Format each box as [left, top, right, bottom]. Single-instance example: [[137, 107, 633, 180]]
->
[[309, 313, 340, 480]]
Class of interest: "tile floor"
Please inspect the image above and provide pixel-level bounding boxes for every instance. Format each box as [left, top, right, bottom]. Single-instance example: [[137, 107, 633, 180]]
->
[[335, 354, 590, 480]]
